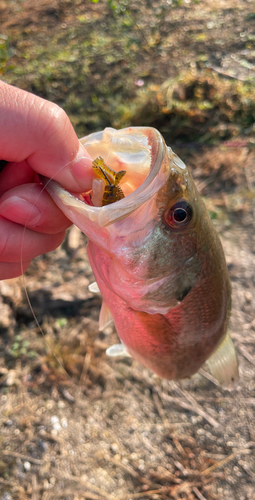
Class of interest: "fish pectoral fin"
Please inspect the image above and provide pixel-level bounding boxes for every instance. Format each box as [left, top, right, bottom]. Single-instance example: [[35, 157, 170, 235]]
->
[[106, 343, 131, 358], [99, 301, 113, 331], [88, 281, 100, 293], [205, 332, 239, 391]]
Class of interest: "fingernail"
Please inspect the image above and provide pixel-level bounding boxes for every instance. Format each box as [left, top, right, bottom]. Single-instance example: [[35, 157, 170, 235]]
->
[[71, 143, 94, 191], [0, 197, 42, 226]]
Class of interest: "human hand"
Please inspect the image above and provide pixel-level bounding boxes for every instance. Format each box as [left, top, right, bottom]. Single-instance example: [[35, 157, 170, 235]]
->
[[0, 81, 93, 279]]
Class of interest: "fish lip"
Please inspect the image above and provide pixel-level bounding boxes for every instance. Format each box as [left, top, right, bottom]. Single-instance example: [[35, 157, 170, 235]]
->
[[42, 127, 171, 228]]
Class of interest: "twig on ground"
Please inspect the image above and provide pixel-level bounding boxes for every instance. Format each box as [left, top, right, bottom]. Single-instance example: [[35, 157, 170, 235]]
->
[[238, 461, 255, 480], [75, 351, 92, 404], [125, 380, 155, 411], [108, 457, 140, 480], [61, 387, 76, 403], [164, 422, 193, 428], [158, 388, 220, 429], [199, 368, 221, 387], [174, 460, 189, 476], [201, 448, 252, 476], [58, 473, 118, 500], [38, 429, 66, 443], [2, 450, 43, 465], [0, 478, 17, 486], [45, 491, 107, 500], [128, 481, 194, 498], [172, 437, 186, 456], [90, 390, 126, 400], [193, 486, 207, 500], [238, 345, 255, 366], [152, 390, 167, 424], [174, 384, 221, 428], [149, 467, 182, 484], [32, 474, 39, 500]]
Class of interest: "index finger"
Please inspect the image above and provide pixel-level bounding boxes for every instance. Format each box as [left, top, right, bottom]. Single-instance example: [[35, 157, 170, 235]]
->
[[0, 81, 93, 192]]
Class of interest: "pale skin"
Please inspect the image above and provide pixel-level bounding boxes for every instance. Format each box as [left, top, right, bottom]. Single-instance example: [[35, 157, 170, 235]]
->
[[0, 81, 94, 279]]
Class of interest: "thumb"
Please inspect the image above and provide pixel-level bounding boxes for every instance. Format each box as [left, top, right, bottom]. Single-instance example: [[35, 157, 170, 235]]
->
[[0, 81, 94, 192]]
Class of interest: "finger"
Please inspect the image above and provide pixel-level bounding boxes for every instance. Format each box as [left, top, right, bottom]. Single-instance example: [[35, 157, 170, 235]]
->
[[0, 81, 94, 192], [0, 183, 72, 233], [0, 161, 35, 196], [0, 260, 31, 280], [0, 217, 66, 262]]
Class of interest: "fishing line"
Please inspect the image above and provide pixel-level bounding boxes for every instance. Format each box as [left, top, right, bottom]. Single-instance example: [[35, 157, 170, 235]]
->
[[105, 127, 116, 164], [20, 152, 92, 385]]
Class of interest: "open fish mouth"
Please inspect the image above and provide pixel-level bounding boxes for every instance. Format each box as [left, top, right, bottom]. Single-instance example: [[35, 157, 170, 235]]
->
[[43, 127, 186, 228]]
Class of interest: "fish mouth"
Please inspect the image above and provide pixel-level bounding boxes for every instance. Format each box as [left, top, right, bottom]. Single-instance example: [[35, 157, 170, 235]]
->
[[43, 127, 173, 228]]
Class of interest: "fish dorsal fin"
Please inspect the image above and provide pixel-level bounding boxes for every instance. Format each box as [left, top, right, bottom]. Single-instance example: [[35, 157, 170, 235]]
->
[[106, 343, 131, 358], [99, 301, 113, 331], [205, 332, 239, 390]]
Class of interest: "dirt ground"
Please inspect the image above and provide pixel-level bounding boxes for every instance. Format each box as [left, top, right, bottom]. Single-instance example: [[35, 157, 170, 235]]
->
[[0, 1, 255, 499]]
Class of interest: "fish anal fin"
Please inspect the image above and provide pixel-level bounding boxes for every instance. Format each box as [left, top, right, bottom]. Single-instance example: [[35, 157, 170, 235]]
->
[[205, 332, 239, 391], [99, 301, 113, 331]]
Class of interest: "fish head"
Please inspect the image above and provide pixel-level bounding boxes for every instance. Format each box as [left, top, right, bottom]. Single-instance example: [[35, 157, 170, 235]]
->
[[44, 127, 203, 313], [44, 126, 237, 386]]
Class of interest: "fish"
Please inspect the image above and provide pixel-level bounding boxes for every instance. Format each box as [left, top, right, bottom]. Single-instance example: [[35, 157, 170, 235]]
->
[[44, 126, 238, 389]]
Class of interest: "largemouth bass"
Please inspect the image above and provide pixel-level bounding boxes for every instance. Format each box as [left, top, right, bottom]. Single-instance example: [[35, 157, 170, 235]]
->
[[44, 127, 238, 389]]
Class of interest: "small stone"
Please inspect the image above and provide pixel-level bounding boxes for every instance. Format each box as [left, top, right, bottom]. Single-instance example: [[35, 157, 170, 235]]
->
[[61, 418, 68, 428], [24, 461, 31, 471], [51, 416, 59, 425], [0, 301, 12, 328], [4, 419, 13, 426], [53, 422, 62, 432], [0, 281, 13, 296], [45, 401, 54, 410], [245, 291, 252, 302], [1, 493, 13, 500], [111, 443, 119, 453], [5, 370, 18, 386]]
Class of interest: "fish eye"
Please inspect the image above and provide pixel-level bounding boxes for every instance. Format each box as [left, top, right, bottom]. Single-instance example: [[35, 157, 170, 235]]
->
[[164, 200, 192, 229]]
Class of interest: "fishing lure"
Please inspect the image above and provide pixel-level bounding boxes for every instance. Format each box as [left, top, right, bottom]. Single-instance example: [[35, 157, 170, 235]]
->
[[92, 156, 126, 205]]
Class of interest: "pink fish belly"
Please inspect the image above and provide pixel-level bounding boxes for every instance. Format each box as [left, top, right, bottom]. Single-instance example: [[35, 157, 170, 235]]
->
[[87, 242, 226, 380]]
